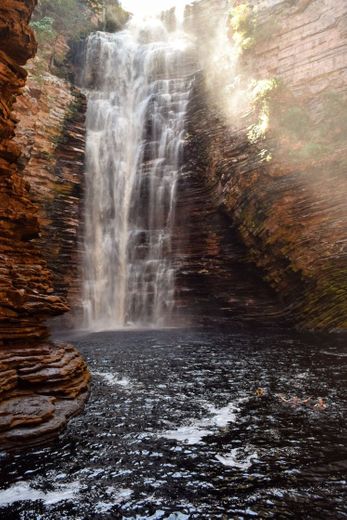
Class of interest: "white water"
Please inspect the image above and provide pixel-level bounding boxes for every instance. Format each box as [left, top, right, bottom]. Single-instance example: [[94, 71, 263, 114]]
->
[[0, 481, 80, 506], [215, 448, 258, 470], [161, 401, 242, 445], [82, 9, 194, 330], [91, 370, 131, 387]]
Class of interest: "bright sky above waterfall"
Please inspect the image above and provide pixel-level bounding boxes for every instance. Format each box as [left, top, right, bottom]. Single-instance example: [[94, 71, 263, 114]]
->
[[120, 0, 189, 15]]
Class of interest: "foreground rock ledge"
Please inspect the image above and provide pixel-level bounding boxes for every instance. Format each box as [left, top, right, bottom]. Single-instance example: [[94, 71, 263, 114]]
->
[[0, 343, 90, 450]]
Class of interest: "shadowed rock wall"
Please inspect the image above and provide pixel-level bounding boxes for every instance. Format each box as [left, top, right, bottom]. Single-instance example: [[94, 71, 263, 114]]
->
[[0, 0, 89, 450], [173, 164, 289, 328], [186, 0, 347, 331]]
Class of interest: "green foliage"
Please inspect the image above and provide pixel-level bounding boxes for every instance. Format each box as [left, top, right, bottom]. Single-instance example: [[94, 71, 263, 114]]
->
[[276, 89, 347, 161], [30, 16, 56, 44], [253, 17, 280, 45], [30, 0, 128, 81], [86, 0, 104, 15], [228, 2, 280, 54], [34, 0, 96, 40], [295, 142, 328, 160], [251, 78, 280, 105], [321, 91, 347, 138], [247, 78, 280, 143], [255, 83, 347, 162], [33, 0, 128, 41], [27, 58, 47, 84], [105, 4, 129, 32], [228, 3, 257, 51]]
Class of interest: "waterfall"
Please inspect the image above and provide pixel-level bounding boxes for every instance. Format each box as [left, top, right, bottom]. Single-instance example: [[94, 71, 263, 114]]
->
[[82, 10, 194, 330]]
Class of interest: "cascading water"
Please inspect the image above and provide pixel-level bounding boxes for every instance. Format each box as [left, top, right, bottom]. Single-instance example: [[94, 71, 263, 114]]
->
[[82, 9, 194, 330]]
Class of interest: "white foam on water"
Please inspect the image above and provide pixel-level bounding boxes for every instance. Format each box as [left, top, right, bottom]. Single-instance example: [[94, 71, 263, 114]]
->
[[95, 502, 114, 513], [95, 487, 133, 513], [320, 350, 347, 357], [162, 426, 212, 444], [215, 448, 258, 470], [166, 513, 190, 520], [161, 401, 241, 444], [0, 480, 80, 507], [92, 371, 131, 387]]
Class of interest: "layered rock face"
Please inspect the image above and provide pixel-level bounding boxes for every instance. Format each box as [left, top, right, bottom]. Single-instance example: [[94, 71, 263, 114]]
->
[[0, 0, 89, 450], [14, 74, 86, 313], [186, 0, 347, 331], [174, 165, 289, 328]]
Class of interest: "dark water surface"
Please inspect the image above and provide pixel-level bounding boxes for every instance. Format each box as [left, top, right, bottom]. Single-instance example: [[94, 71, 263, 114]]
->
[[0, 329, 346, 519]]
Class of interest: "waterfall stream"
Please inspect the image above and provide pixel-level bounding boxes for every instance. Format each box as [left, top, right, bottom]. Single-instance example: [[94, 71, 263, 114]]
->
[[82, 11, 194, 330]]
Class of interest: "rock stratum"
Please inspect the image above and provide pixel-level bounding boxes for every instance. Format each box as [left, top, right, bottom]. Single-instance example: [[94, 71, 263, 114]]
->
[[185, 0, 347, 331], [14, 64, 87, 320], [0, 0, 89, 450]]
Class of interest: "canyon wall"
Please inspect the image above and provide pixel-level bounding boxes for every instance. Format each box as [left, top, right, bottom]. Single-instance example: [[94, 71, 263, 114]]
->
[[0, 0, 89, 450], [186, 0, 347, 331], [14, 71, 86, 312], [174, 165, 289, 328]]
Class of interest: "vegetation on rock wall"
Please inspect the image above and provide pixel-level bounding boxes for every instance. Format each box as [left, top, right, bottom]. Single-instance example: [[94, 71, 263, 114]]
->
[[247, 78, 279, 146], [29, 0, 128, 78], [32, 0, 128, 40], [30, 15, 55, 44], [33, 0, 101, 37], [255, 82, 347, 164], [104, 3, 129, 32], [227, 2, 278, 53], [227, 3, 257, 51], [227, 1, 347, 168]]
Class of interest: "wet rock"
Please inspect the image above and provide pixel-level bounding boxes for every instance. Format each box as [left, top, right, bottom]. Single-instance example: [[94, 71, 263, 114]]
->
[[0, 395, 56, 429], [0, 342, 90, 450]]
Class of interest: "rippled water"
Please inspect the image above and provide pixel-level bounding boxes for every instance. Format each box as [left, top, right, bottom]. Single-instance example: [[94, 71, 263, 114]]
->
[[0, 329, 346, 519]]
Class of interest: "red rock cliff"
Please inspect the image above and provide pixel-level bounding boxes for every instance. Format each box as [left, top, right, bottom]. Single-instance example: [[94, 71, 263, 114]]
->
[[0, 0, 89, 450]]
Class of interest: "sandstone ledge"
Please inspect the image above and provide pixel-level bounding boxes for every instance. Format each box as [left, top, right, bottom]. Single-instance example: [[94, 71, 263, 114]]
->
[[0, 342, 90, 451]]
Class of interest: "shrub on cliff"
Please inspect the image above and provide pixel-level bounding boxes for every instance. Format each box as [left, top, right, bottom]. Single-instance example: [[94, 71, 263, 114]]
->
[[33, 0, 97, 40], [32, 0, 129, 46], [30, 1, 126, 79], [105, 4, 129, 32], [227, 2, 280, 54], [30, 16, 56, 44], [228, 3, 256, 51]]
